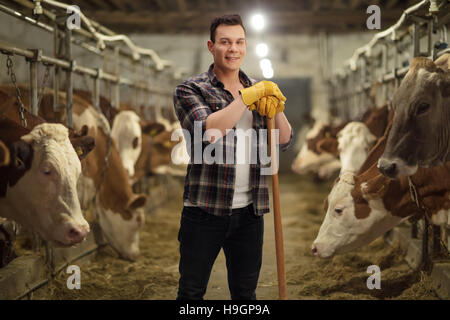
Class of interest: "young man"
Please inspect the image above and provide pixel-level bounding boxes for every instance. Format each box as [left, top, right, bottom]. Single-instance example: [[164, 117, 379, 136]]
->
[[173, 14, 293, 300]]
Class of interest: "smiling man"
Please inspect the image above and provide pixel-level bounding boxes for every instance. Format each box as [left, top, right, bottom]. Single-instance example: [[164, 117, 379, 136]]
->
[[173, 14, 293, 300]]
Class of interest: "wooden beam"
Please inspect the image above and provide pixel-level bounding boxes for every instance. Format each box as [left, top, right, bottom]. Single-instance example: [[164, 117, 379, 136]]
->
[[176, 0, 187, 12], [386, 0, 400, 9], [105, 0, 129, 11], [155, 0, 168, 11], [84, 9, 404, 33], [350, 0, 361, 9]]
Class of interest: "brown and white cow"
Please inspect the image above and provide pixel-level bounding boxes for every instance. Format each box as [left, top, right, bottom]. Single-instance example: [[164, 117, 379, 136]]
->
[[0, 117, 90, 246], [312, 122, 450, 258], [74, 91, 166, 180], [0, 86, 147, 260], [291, 121, 343, 178], [378, 55, 450, 179]]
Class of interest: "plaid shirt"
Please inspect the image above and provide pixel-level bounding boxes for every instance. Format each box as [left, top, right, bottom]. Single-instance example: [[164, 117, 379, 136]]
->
[[173, 64, 293, 216]]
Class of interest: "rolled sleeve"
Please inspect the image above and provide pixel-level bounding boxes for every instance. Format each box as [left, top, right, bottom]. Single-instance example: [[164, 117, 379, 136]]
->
[[173, 83, 213, 150], [279, 125, 294, 152]]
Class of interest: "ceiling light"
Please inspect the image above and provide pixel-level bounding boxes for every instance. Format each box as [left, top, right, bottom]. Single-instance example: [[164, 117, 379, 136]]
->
[[262, 67, 274, 79], [260, 58, 272, 70], [251, 14, 265, 31], [255, 43, 268, 57]]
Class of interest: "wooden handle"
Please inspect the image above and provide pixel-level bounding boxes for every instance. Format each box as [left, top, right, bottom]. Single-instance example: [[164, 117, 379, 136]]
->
[[267, 117, 287, 300]]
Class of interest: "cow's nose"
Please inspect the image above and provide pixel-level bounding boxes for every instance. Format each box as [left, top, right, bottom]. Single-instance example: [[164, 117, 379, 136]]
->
[[67, 226, 88, 243], [311, 244, 318, 256], [377, 158, 397, 178]]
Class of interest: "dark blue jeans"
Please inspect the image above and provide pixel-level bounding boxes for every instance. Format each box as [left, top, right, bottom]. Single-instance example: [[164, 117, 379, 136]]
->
[[177, 203, 264, 300]]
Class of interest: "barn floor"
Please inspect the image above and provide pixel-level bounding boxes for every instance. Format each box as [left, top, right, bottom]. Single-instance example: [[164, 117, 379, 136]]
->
[[31, 174, 439, 300]]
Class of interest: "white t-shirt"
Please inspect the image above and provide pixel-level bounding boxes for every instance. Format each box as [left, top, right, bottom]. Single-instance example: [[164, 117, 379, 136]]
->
[[231, 108, 253, 208], [184, 108, 253, 209]]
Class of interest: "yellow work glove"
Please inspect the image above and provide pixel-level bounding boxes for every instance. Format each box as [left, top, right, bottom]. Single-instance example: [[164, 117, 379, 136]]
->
[[248, 95, 285, 119], [239, 81, 286, 106]]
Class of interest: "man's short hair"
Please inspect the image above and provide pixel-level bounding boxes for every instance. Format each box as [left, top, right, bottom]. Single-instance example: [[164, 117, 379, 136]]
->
[[210, 14, 246, 43]]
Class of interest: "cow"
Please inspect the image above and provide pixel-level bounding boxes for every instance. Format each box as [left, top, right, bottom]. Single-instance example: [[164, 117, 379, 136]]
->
[[291, 121, 342, 178], [0, 117, 91, 246], [378, 54, 450, 179], [312, 121, 450, 258], [75, 91, 165, 180], [0, 86, 148, 261]]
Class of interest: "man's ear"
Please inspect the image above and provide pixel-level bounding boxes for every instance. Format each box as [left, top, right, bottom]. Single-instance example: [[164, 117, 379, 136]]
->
[[207, 40, 214, 53]]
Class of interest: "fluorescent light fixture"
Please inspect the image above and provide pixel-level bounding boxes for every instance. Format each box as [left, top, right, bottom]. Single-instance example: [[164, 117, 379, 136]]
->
[[259, 58, 272, 70], [255, 43, 268, 57], [251, 14, 265, 31]]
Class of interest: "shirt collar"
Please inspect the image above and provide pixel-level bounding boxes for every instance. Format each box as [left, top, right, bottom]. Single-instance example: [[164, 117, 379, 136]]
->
[[207, 63, 253, 88]]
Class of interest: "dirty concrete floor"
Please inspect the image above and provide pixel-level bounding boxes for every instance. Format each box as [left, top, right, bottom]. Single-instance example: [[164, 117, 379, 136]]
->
[[31, 174, 438, 300]]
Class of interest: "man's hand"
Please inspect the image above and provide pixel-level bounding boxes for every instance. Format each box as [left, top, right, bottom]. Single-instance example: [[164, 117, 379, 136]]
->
[[239, 81, 286, 106], [248, 96, 285, 119]]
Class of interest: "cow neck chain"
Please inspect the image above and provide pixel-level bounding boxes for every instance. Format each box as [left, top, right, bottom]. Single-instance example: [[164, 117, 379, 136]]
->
[[5, 55, 27, 128], [408, 176, 449, 254]]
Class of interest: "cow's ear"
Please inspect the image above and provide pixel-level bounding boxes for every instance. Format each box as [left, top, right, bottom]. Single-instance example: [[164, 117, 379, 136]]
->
[[71, 135, 95, 160], [79, 125, 89, 137], [141, 121, 165, 137], [11, 140, 33, 170], [0, 140, 11, 167], [434, 53, 450, 71], [317, 138, 338, 155], [360, 174, 389, 200]]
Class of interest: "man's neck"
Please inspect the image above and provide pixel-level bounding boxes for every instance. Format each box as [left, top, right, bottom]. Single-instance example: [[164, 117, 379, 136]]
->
[[213, 65, 241, 88]]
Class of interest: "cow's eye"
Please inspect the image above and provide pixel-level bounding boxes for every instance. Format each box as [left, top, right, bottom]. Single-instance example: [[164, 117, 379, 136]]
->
[[43, 168, 52, 175], [417, 103, 430, 115], [334, 208, 343, 216]]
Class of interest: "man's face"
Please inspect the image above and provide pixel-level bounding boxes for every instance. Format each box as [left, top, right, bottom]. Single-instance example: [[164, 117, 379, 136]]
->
[[208, 24, 246, 72]]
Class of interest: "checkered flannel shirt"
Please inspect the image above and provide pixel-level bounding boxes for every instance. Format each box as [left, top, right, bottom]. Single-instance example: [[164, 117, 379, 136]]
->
[[173, 64, 293, 216]]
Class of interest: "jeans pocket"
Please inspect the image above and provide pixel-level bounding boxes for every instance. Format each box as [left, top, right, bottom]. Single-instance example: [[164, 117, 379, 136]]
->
[[182, 206, 212, 223]]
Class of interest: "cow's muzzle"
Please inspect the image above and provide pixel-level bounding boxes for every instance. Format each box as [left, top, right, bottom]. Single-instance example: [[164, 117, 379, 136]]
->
[[377, 158, 398, 179]]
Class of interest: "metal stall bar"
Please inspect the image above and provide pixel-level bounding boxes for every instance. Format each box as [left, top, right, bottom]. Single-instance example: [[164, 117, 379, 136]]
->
[[27, 49, 41, 116], [0, 41, 170, 99], [65, 26, 73, 128]]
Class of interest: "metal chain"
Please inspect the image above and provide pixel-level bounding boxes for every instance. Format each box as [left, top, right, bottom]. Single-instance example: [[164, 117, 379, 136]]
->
[[37, 63, 51, 110], [6, 55, 27, 127], [408, 176, 449, 255]]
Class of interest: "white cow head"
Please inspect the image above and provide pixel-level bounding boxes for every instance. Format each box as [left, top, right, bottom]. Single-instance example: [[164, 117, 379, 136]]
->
[[1, 123, 89, 246], [312, 171, 403, 258], [111, 111, 142, 178], [337, 122, 377, 173]]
